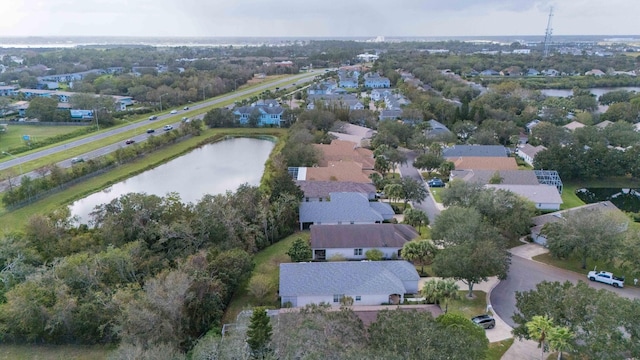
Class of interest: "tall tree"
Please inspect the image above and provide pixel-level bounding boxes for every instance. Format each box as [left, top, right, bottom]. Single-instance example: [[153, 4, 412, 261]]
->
[[401, 240, 437, 275], [246, 307, 273, 359], [421, 279, 460, 313], [399, 177, 428, 209], [526, 315, 555, 360], [286, 238, 312, 262]]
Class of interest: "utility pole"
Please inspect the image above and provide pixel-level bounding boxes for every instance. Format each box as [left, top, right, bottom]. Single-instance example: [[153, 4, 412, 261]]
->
[[159, 93, 168, 112], [543, 7, 554, 58]]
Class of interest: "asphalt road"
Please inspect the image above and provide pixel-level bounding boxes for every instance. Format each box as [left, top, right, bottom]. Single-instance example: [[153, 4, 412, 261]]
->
[[397, 149, 441, 224], [0, 71, 323, 192], [491, 255, 640, 327]]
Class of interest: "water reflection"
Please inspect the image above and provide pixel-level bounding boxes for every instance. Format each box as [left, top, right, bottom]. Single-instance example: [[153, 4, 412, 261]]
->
[[69, 137, 275, 224]]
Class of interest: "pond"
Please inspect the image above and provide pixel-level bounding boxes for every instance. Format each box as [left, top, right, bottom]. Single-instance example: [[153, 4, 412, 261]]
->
[[69, 137, 275, 224], [540, 87, 640, 98], [575, 188, 640, 213]]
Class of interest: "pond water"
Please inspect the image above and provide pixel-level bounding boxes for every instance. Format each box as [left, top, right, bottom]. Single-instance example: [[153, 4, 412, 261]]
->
[[69, 137, 275, 224], [575, 188, 640, 213], [540, 87, 640, 98]]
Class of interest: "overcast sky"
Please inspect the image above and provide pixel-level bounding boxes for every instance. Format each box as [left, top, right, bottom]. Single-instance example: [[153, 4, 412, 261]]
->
[[2, 0, 639, 38]]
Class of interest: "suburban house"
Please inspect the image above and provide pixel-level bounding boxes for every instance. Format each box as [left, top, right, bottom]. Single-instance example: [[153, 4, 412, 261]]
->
[[529, 201, 624, 245], [297, 181, 376, 202], [291, 161, 374, 183], [314, 140, 375, 170], [370, 88, 392, 101], [310, 224, 419, 261], [357, 53, 379, 62], [516, 144, 547, 167], [585, 69, 606, 76], [424, 119, 452, 138], [328, 123, 376, 146], [526, 68, 541, 76], [364, 73, 391, 88], [595, 120, 614, 129], [542, 69, 560, 77], [480, 69, 500, 76], [379, 109, 402, 121], [0, 85, 18, 96], [279, 261, 420, 307], [563, 121, 586, 132], [37, 69, 106, 83], [298, 192, 394, 230], [443, 145, 509, 158], [307, 94, 364, 111], [232, 99, 284, 126], [525, 119, 541, 133], [450, 169, 541, 185], [15, 88, 131, 112], [452, 157, 519, 171], [485, 184, 563, 211], [338, 71, 359, 88]]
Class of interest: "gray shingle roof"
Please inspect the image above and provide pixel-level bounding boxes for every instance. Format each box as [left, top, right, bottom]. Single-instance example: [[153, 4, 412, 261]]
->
[[530, 201, 621, 235], [310, 224, 419, 248], [297, 181, 376, 199], [299, 192, 394, 224], [443, 145, 509, 158], [485, 184, 562, 204], [450, 170, 540, 185], [279, 261, 419, 297], [517, 144, 547, 158]]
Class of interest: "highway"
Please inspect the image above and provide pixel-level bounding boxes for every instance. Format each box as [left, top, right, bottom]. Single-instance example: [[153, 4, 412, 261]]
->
[[0, 70, 323, 192]]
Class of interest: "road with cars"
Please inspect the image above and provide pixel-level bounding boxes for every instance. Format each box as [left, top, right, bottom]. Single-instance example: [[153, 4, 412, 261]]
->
[[397, 149, 441, 224], [0, 70, 324, 192]]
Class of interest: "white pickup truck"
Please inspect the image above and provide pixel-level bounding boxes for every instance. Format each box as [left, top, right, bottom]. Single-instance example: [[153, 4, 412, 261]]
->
[[587, 270, 625, 288]]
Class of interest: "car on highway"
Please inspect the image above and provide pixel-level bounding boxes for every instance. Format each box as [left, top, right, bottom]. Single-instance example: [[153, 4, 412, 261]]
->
[[71, 157, 84, 164], [170, 110, 177, 114], [125, 139, 135, 145], [428, 178, 445, 187], [163, 125, 173, 131], [471, 314, 495, 329], [149, 115, 158, 120], [183, 106, 189, 110], [146, 129, 155, 134]]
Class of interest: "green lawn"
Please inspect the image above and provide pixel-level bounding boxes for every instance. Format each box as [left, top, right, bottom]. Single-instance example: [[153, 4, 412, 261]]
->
[[447, 290, 487, 318], [0, 345, 112, 360], [222, 231, 309, 324], [533, 252, 633, 286], [486, 338, 514, 360], [430, 188, 444, 203], [0, 124, 87, 150]]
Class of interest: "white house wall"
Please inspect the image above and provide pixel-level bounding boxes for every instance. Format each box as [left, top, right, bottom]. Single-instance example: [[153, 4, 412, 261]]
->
[[535, 202, 561, 211], [289, 294, 392, 307], [318, 247, 402, 260], [402, 280, 419, 293]]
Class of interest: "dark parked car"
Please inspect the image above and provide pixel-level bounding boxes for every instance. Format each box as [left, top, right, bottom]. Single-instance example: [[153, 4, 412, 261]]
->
[[125, 139, 135, 145], [146, 129, 155, 134], [472, 314, 495, 329], [428, 178, 445, 187]]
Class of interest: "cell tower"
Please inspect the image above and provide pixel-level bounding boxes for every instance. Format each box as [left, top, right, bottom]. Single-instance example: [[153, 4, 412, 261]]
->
[[543, 7, 554, 57]]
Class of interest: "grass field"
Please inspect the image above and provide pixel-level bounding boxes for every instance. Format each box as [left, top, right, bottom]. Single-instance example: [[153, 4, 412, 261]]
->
[[447, 290, 487, 318], [0, 124, 87, 150], [486, 338, 514, 360], [222, 231, 308, 324], [533, 252, 635, 286], [0, 345, 113, 360]]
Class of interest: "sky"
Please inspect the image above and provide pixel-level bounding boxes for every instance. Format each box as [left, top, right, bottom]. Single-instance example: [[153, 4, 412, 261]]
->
[[1, 0, 639, 38]]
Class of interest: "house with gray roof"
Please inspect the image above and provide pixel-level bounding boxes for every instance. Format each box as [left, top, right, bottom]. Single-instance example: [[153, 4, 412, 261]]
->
[[233, 99, 284, 126], [379, 109, 402, 121], [450, 169, 541, 185], [364, 73, 391, 88], [306, 94, 364, 111], [443, 145, 510, 158], [310, 224, 419, 261], [279, 261, 420, 307], [424, 119, 452, 138], [529, 201, 625, 245], [516, 144, 547, 167], [299, 192, 394, 230], [297, 181, 376, 202], [485, 184, 563, 211]]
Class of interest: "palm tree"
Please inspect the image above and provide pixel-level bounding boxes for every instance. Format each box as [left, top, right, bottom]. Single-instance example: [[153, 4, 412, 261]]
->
[[526, 315, 555, 360], [420, 279, 459, 313], [548, 326, 574, 360], [401, 240, 438, 275]]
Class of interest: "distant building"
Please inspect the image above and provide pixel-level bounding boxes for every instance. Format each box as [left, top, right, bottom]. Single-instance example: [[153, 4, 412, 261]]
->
[[233, 99, 284, 126]]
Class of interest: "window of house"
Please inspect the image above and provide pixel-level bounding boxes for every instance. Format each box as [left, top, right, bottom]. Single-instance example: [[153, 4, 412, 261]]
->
[[355, 296, 361, 302], [305, 197, 309, 202], [333, 294, 344, 303], [354, 248, 363, 256], [350, 221, 354, 225], [319, 197, 323, 202]]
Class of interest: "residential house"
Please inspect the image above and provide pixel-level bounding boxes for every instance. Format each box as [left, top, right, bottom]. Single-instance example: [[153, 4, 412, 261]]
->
[[38, 69, 106, 83], [293, 160, 374, 183], [485, 184, 563, 211], [357, 53, 379, 62], [542, 69, 560, 77], [314, 140, 375, 169], [12, 101, 29, 117], [370, 88, 392, 102], [501, 66, 522, 76], [516, 144, 547, 167], [379, 109, 402, 121], [595, 120, 614, 129], [530, 201, 624, 245], [297, 181, 376, 202], [563, 121, 586, 132], [480, 69, 500, 76], [450, 169, 541, 185], [424, 119, 452, 138], [585, 69, 606, 77], [298, 192, 394, 230], [526, 69, 540, 76], [0, 85, 18, 96], [525, 119, 541, 133], [442, 145, 509, 158], [233, 99, 284, 126], [452, 157, 519, 171], [310, 224, 419, 260], [364, 73, 391, 88], [307, 94, 364, 111], [279, 261, 420, 307], [338, 71, 359, 88], [328, 123, 376, 146]]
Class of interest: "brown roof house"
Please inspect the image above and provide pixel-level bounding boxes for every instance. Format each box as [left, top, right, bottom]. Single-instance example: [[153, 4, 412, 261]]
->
[[303, 161, 374, 183], [310, 224, 419, 261], [453, 157, 519, 171], [315, 140, 375, 170], [563, 121, 586, 132], [297, 181, 376, 202]]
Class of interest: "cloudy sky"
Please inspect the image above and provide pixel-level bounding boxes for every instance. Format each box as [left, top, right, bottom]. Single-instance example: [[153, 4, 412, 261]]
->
[[2, 0, 639, 38]]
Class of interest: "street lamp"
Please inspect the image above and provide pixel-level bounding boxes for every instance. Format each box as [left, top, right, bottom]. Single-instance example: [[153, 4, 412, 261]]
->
[[2, 151, 23, 176], [202, 84, 212, 101], [93, 108, 99, 130], [159, 93, 169, 112]]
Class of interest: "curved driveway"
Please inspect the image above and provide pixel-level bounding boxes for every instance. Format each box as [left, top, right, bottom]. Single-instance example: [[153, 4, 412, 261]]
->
[[0, 71, 322, 191]]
